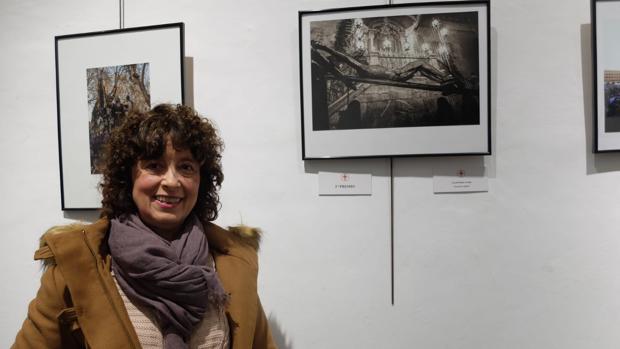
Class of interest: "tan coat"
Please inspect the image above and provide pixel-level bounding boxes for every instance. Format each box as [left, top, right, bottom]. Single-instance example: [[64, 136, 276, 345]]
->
[[12, 218, 277, 349]]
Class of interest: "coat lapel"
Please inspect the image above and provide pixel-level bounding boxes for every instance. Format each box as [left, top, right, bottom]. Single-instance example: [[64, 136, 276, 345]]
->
[[45, 219, 141, 349], [205, 222, 260, 348]]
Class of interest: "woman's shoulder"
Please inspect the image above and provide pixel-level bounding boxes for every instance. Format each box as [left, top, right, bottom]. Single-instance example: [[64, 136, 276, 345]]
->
[[203, 222, 261, 250], [203, 222, 263, 267], [227, 225, 262, 251], [35, 219, 109, 266]]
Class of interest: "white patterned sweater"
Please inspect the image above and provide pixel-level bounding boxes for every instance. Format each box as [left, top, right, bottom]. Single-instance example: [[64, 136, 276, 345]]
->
[[111, 255, 230, 349]]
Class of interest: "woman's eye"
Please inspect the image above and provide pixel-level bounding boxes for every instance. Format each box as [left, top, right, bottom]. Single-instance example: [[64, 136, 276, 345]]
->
[[144, 161, 162, 171], [179, 163, 197, 173]]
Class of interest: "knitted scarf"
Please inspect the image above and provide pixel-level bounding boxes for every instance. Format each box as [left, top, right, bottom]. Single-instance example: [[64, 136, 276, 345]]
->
[[108, 214, 229, 349]]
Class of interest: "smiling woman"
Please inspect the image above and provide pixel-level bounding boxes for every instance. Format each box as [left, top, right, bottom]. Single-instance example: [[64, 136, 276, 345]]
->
[[101, 104, 221, 241], [13, 104, 276, 349], [100, 104, 224, 226], [131, 142, 202, 240]]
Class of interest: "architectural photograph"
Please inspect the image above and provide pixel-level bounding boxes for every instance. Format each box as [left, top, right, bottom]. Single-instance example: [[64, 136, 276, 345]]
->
[[309, 12, 480, 131]]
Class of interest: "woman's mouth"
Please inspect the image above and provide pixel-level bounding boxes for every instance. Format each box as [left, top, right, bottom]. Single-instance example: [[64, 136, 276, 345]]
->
[[154, 195, 182, 208]]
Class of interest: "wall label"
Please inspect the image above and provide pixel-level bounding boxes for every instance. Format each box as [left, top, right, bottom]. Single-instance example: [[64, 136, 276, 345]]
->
[[433, 164, 488, 193], [318, 171, 372, 196]]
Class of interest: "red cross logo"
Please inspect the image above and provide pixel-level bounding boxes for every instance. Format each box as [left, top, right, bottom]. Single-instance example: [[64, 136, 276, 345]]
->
[[340, 174, 350, 182], [457, 169, 465, 177]]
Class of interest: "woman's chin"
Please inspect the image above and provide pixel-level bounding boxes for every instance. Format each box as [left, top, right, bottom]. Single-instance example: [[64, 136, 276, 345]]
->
[[142, 213, 186, 235]]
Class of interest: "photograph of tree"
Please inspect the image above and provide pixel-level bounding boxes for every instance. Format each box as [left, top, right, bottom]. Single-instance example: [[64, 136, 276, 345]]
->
[[604, 70, 620, 132], [310, 12, 480, 131], [87, 63, 150, 173]]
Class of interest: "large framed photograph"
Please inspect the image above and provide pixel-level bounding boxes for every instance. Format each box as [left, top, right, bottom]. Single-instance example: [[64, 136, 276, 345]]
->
[[56, 23, 184, 209], [299, 1, 490, 159], [592, 0, 620, 152]]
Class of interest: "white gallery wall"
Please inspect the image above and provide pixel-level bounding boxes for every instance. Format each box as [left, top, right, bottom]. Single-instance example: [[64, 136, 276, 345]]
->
[[2, 0, 620, 348]]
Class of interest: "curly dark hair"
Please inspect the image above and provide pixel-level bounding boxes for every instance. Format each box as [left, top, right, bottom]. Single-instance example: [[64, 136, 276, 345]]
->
[[99, 103, 224, 222]]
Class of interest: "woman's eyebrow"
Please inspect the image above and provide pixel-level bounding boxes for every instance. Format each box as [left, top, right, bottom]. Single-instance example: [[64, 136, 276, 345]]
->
[[176, 153, 198, 162]]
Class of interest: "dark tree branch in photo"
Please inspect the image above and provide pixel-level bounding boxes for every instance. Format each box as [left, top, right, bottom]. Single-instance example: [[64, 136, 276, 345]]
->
[[87, 63, 151, 173], [129, 64, 150, 105]]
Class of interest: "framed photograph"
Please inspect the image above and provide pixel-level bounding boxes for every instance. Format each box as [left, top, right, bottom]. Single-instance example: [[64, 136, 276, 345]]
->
[[299, 1, 490, 159], [55, 23, 184, 209], [592, 0, 620, 152]]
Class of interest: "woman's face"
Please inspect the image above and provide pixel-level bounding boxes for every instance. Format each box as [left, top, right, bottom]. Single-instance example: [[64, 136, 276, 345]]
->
[[131, 140, 200, 238]]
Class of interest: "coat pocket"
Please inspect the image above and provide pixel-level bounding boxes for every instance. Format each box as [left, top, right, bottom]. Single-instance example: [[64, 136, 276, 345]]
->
[[57, 307, 87, 349]]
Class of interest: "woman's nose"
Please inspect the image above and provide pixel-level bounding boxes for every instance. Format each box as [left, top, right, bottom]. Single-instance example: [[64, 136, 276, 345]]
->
[[161, 166, 181, 187]]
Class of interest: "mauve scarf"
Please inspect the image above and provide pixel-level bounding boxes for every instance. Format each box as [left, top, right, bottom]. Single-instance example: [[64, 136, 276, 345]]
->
[[108, 214, 229, 349]]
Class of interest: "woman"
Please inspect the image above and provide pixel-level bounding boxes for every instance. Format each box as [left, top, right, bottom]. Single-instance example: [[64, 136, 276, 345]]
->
[[13, 104, 276, 349]]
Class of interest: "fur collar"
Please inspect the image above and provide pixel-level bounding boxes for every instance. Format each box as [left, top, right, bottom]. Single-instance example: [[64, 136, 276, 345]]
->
[[35, 219, 262, 267]]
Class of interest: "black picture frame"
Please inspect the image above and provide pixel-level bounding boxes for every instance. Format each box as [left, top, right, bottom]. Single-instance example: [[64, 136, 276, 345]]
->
[[55, 23, 185, 210], [299, 1, 491, 159], [591, 0, 620, 152]]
